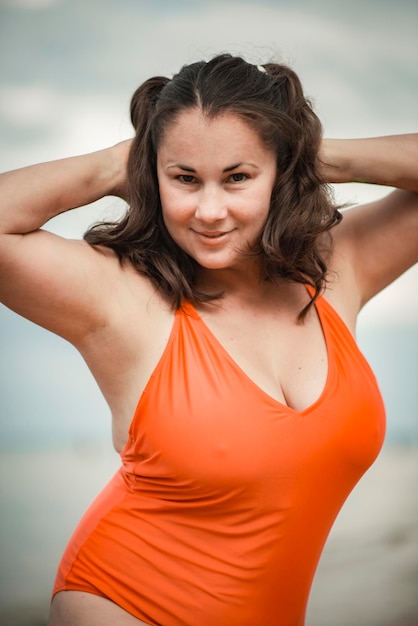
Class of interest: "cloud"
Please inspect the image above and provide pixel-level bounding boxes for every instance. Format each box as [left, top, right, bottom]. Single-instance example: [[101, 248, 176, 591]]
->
[[0, 85, 131, 170], [358, 265, 418, 329], [2, 0, 61, 7]]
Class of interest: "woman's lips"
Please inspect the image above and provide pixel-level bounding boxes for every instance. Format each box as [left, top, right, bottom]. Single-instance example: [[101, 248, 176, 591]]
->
[[199, 231, 226, 238], [192, 229, 232, 244]]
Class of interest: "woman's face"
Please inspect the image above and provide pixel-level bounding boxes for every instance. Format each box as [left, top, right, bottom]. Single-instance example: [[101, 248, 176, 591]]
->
[[157, 108, 277, 273]]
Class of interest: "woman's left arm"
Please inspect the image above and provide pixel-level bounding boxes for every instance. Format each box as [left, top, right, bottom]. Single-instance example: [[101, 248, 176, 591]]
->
[[319, 134, 418, 307]]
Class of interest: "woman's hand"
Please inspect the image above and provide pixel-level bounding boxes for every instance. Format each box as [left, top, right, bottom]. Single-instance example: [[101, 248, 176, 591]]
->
[[0, 139, 133, 236], [107, 139, 133, 202]]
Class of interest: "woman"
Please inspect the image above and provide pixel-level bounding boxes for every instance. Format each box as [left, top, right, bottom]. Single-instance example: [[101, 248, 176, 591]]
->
[[0, 54, 417, 626]]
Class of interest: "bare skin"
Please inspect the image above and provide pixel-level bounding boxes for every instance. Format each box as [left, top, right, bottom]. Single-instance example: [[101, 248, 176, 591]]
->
[[48, 592, 151, 626], [0, 110, 417, 623]]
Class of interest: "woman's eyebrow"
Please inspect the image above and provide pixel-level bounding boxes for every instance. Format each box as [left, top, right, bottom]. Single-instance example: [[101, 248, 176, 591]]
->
[[223, 162, 260, 172], [167, 164, 196, 172], [167, 162, 260, 172]]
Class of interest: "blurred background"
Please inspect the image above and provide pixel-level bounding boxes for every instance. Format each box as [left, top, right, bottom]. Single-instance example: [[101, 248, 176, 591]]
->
[[0, 0, 417, 624]]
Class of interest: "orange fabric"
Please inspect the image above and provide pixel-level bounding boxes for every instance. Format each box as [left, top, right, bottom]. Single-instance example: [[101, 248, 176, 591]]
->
[[53, 297, 385, 625]]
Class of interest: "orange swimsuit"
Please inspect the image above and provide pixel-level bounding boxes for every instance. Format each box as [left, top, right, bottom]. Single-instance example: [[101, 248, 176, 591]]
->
[[53, 297, 385, 626]]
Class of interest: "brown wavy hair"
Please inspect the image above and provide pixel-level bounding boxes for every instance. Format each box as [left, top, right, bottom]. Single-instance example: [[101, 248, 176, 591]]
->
[[84, 54, 341, 319]]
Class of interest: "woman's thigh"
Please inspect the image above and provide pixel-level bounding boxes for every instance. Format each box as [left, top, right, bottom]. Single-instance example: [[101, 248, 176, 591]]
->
[[48, 591, 152, 626]]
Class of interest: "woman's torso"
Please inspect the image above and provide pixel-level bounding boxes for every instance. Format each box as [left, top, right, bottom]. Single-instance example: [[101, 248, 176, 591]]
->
[[80, 249, 357, 454], [55, 273, 386, 624]]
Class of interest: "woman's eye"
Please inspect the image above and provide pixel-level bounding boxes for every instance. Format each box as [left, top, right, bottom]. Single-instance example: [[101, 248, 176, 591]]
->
[[229, 173, 247, 183], [178, 174, 196, 184]]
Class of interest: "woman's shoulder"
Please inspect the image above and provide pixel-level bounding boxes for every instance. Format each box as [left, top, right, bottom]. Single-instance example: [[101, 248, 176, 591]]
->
[[87, 242, 156, 295], [55, 240, 173, 360], [89, 243, 171, 327], [322, 225, 363, 334]]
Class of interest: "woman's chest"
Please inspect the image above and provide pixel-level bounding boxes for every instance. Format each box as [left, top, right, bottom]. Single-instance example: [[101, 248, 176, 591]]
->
[[197, 303, 329, 412]]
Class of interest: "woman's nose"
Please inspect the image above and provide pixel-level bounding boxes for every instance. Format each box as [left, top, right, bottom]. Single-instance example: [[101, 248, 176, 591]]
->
[[194, 185, 228, 222]]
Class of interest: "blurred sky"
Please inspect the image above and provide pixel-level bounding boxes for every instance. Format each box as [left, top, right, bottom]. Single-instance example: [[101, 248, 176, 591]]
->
[[0, 0, 417, 448]]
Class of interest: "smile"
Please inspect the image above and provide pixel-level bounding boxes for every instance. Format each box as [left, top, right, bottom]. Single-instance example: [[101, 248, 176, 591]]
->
[[192, 229, 233, 237], [199, 232, 226, 238], [192, 230, 233, 244], [192, 228, 232, 246]]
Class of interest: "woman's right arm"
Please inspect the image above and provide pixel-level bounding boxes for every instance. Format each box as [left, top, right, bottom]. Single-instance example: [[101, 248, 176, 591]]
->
[[0, 140, 131, 345]]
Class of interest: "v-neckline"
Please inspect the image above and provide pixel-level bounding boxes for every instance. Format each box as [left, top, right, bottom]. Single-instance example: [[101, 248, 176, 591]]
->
[[181, 297, 334, 417]]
